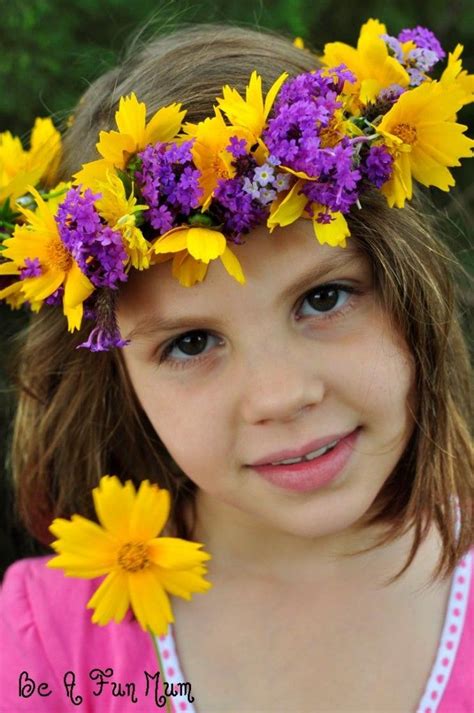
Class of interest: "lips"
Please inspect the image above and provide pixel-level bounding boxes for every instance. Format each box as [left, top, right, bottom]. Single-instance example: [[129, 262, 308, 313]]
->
[[248, 429, 357, 467]]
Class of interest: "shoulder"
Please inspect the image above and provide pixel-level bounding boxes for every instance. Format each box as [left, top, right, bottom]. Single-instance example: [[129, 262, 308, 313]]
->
[[1, 555, 97, 611]]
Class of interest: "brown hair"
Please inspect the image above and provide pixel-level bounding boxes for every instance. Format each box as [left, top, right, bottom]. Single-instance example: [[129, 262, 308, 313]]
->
[[5, 24, 473, 585]]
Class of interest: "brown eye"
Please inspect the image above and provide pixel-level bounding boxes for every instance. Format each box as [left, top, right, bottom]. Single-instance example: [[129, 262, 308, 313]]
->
[[173, 331, 209, 356], [307, 286, 340, 312]]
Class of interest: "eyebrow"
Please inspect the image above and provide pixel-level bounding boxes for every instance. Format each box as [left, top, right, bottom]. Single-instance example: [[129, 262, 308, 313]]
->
[[126, 247, 363, 341]]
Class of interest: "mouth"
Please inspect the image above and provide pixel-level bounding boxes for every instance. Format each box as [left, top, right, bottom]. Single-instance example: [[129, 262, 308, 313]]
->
[[245, 427, 361, 493]]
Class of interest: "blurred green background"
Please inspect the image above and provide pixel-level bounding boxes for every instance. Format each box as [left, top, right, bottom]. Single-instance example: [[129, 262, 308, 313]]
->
[[1, 0, 473, 577]]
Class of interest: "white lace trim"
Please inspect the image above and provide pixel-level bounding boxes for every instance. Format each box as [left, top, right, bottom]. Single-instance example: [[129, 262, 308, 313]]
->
[[154, 624, 197, 713], [416, 549, 472, 713]]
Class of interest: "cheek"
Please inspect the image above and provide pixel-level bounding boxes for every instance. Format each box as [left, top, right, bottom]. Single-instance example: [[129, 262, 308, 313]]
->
[[126, 363, 227, 479], [341, 322, 416, 425]]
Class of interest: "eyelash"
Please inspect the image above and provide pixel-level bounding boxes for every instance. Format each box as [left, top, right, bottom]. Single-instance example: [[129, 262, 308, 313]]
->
[[157, 282, 362, 370]]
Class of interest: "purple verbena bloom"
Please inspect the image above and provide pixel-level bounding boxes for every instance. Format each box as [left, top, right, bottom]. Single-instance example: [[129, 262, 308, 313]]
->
[[380, 34, 404, 63], [135, 140, 202, 234], [213, 177, 267, 236], [316, 211, 333, 225], [398, 26, 445, 61], [301, 138, 361, 214], [407, 47, 439, 73], [77, 324, 130, 352], [227, 136, 248, 158], [55, 187, 127, 289], [378, 84, 406, 104], [407, 67, 425, 87], [21, 257, 42, 279], [362, 145, 394, 188]]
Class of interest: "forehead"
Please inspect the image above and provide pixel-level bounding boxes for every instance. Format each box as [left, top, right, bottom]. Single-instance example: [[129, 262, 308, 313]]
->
[[117, 221, 366, 329]]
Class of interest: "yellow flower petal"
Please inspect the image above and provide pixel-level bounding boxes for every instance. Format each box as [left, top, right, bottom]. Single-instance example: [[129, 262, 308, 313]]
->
[[63, 260, 95, 309], [186, 227, 227, 262], [267, 180, 307, 232], [20, 270, 64, 302], [312, 211, 350, 247], [92, 476, 137, 539], [148, 538, 211, 570], [88, 570, 130, 625], [153, 565, 212, 600], [128, 567, 174, 635], [220, 245, 246, 285], [144, 103, 187, 145], [129, 481, 171, 541], [172, 250, 209, 287], [115, 94, 146, 147]]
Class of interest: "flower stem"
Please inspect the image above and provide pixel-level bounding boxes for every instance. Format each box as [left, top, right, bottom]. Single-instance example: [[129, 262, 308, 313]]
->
[[150, 631, 173, 713]]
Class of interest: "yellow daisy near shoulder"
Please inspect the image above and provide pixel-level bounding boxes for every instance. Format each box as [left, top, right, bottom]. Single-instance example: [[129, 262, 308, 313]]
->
[[47, 476, 212, 636]]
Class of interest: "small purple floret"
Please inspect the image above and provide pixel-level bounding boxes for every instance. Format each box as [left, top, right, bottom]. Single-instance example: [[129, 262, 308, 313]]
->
[[21, 257, 42, 279], [362, 145, 393, 188], [398, 26, 445, 61], [77, 325, 130, 352]]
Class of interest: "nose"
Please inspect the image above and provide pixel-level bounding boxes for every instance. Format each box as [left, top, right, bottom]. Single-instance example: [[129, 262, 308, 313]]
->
[[239, 339, 325, 424]]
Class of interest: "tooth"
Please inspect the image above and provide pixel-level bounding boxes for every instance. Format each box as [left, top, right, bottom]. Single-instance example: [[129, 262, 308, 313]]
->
[[270, 439, 339, 466]]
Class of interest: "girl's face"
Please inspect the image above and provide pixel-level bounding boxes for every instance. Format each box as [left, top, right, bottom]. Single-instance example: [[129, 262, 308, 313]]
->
[[117, 220, 415, 543]]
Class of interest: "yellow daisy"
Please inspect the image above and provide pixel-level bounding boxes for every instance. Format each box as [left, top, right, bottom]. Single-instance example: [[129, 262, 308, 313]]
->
[[74, 94, 186, 188], [95, 172, 150, 270], [47, 476, 212, 636], [149, 225, 245, 287], [377, 81, 474, 208], [0, 186, 94, 331], [184, 108, 249, 210], [216, 70, 288, 140], [267, 181, 349, 247], [0, 118, 61, 205], [322, 18, 410, 106]]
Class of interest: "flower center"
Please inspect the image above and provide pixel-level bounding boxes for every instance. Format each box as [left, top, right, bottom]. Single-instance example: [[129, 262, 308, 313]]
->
[[392, 122, 417, 145], [117, 542, 150, 572], [46, 237, 73, 272]]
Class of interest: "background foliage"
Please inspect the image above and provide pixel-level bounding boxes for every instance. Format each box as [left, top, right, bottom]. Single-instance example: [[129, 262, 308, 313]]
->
[[1, 0, 473, 576]]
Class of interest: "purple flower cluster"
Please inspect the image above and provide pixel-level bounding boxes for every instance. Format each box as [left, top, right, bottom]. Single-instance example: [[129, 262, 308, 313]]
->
[[135, 140, 202, 234], [398, 26, 445, 61], [380, 26, 445, 89], [56, 187, 128, 289], [361, 145, 393, 188], [77, 324, 129, 352], [299, 137, 362, 214], [263, 67, 356, 177], [212, 177, 268, 237]]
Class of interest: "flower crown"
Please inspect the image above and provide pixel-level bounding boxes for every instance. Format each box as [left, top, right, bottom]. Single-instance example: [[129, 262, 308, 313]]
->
[[0, 19, 472, 351]]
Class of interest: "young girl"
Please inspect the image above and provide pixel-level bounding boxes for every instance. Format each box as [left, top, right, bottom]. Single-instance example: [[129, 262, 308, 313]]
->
[[0, 19, 473, 713]]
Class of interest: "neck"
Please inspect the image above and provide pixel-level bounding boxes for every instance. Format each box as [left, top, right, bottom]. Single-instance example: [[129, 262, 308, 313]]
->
[[189, 490, 442, 589]]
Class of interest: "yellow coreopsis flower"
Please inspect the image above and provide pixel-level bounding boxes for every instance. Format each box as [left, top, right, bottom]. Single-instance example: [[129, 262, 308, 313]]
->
[[0, 186, 94, 330], [0, 118, 61, 205], [95, 172, 150, 270], [185, 108, 250, 210], [267, 181, 349, 248], [47, 476, 212, 636], [322, 19, 410, 106], [149, 225, 245, 287], [216, 70, 288, 141], [377, 81, 474, 208], [74, 94, 186, 188]]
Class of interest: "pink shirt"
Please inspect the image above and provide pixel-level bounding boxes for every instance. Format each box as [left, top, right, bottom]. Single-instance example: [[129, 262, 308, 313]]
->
[[1, 551, 473, 712]]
